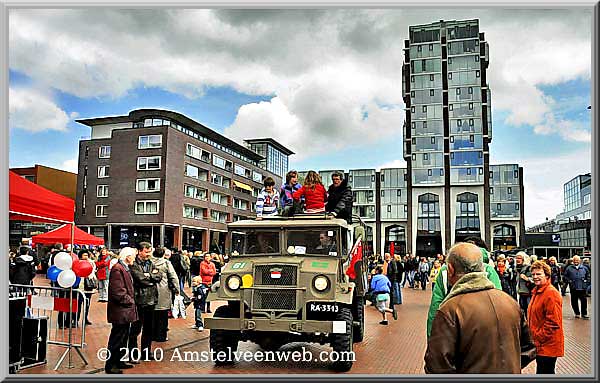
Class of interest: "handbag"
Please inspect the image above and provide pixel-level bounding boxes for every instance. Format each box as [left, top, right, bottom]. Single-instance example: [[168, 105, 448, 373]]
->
[[84, 274, 98, 290]]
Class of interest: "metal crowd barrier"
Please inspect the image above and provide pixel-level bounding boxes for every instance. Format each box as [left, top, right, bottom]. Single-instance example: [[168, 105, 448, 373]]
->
[[9, 284, 89, 371]]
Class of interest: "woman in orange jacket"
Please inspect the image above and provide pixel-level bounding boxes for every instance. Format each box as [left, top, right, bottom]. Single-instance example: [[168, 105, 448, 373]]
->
[[527, 260, 564, 374]]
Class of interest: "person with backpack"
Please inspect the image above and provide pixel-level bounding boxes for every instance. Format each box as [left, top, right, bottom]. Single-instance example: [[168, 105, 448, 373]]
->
[[9, 247, 37, 286], [189, 250, 203, 285], [169, 249, 188, 293]]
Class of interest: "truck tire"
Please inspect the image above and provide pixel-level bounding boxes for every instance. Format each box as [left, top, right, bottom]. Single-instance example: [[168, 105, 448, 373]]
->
[[352, 296, 365, 343], [330, 306, 353, 372], [209, 304, 240, 366]]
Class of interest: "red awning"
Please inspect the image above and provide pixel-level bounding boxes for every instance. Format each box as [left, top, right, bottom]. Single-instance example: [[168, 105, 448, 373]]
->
[[31, 224, 104, 247], [9, 170, 75, 224]]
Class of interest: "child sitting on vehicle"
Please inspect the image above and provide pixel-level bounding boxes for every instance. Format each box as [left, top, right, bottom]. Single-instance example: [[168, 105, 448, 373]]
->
[[191, 276, 209, 331], [256, 177, 279, 220], [292, 170, 328, 213]]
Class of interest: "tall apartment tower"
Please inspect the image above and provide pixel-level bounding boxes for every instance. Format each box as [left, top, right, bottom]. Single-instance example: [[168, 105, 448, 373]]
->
[[402, 19, 493, 257]]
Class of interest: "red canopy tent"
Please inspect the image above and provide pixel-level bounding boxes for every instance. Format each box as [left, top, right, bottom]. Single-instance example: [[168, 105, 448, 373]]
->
[[31, 224, 104, 247], [9, 170, 75, 224]]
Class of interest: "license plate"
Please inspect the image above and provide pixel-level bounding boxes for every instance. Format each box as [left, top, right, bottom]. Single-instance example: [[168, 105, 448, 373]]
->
[[308, 302, 339, 313]]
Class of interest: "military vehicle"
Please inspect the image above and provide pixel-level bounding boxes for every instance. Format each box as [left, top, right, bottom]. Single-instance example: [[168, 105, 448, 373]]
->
[[205, 214, 368, 372]]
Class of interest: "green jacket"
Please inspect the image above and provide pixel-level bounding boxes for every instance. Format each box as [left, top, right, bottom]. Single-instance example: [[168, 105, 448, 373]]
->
[[426, 249, 501, 338]]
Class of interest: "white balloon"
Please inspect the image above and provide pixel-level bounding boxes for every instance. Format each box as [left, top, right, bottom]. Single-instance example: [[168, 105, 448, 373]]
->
[[57, 269, 77, 288], [54, 252, 73, 270]]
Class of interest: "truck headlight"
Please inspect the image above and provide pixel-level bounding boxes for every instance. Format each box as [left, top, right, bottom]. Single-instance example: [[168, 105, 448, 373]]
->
[[313, 275, 330, 292], [226, 275, 242, 291]]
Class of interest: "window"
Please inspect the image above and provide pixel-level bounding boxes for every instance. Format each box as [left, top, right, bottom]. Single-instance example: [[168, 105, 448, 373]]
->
[[234, 164, 251, 178], [136, 178, 160, 192], [211, 173, 231, 189], [457, 119, 463, 126], [467, 168, 472, 175], [428, 169, 432, 176], [97, 185, 109, 198], [423, 121, 427, 128], [211, 210, 228, 223], [478, 168, 483, 175], [95, 205, 107, 217], [411, 106, 415, 113], [469, 119, 474, 126], [440, 169, 444, 176], [475, 55, 480, 62], [490, 171, 494, 179], [417, 45, 422, 52], [429, 89, 434, 96], [411, 76, 415, 83], [397, 189, 402, 197], [507, 187, 512, 194], [449, 105, 453, 111], [185, 184, 207, 200], [450, 136, 454, 143], [515, 203, 520, 211], [138, 135, 162, 149], [387, 205, 392, 213], [431, 137, 435, 144], [381, 174, 385, 182], [514, 170, 519, 179], [411, 122, 416, 129], [233, 198, 249, 210], [468, 87, 473, 94], [429, 43, 433, 51], [456, 88, 461, 95], [429, 74, 434, 81], [252, 171, 263, 183], [448, 57, 452, 64], [448, 73, 452, 80], [412, 154, 416, 161], [99, 145, 111, 158], [186, 143, 210, 162], [137, 156, 161, 170], [424, 153, 429, 160], [411, 91, 415, 97], [476, 70, 480, 77], [469, 103, 473, 110], [98, 165, 109, 178], [183, 205, 204, 220], [490, 187, 494, 194], [381, 190, 385, 197], [135, 200, 159, 215], [497, 204, 501, 210], [212, 154, 232, 170], [422, 106, 427, 112], [85, 146, 89, 159], [584, 193, 591, 205]]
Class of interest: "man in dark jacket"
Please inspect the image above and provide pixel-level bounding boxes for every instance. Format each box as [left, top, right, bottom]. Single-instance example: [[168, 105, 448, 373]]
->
[[563, 255, 590, 318], [425, 243, 534, 374], [105, 247, 138, 374], [325, 172, 353, 223], [9, 247, 37, 285], [128, 242, 162, 360]]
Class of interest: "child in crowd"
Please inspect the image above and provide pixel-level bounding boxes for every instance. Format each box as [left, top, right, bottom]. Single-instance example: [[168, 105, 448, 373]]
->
[[256, 177, 279, 220], [370, 266, 397, 325], [191, 276, 209, 331], [430, 260, 441, 290], [292, 170, 328, 213]]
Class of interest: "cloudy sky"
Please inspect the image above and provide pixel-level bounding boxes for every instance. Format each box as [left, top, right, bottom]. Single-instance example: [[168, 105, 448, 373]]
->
[[8, 8, 593, 227]]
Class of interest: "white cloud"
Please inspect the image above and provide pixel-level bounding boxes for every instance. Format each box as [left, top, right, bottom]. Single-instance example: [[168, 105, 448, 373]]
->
[[376, 159, 407, 171], [9, 87, 70, 132], [60, 158, 78, 173]]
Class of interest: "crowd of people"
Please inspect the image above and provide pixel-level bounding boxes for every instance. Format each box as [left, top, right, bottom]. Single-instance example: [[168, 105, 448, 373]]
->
[[364, 236, 591, 374], [255, 170, 353, 222]]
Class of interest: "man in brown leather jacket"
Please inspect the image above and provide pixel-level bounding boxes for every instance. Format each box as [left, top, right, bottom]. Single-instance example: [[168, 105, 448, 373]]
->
[[425, 242, 534, 374]]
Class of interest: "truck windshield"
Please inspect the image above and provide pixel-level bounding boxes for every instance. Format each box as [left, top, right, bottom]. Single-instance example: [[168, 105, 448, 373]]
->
[[232, 230, 280, 255], [286, 229, 339, 256]]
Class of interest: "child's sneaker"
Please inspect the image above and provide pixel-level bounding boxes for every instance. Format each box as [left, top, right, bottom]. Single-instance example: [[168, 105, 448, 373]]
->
[[379, 320, 388, 325], [197, 325, 204, 332]]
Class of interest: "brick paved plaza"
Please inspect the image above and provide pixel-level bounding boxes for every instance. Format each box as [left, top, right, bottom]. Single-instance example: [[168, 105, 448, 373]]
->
[[20, 276, 592, 376]]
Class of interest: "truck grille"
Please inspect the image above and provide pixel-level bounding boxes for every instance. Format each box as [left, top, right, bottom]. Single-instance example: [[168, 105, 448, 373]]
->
[[252, 290, 297, 311], [254, 265, 297, 286]]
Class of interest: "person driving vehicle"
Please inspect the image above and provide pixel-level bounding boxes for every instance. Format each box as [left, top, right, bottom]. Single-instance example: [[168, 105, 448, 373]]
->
[[316, 232, 337, 254]]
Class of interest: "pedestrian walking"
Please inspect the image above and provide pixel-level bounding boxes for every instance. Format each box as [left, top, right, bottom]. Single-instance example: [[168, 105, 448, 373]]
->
[[425, 243, 534, 374], [189, 250, 203, 286], [418, 257, 430, 290], [151, 247, 179, 342], [495, 254, 516, 298], [514, 252, 534, 316], [78, 249, 97, 326], [370, 266, 397, 325], [528, 260, 564, 374], [393, 254, 404, 305], [200, 253, 216, 313], [96, 247, 111, 302], [548, 256, 562, 292], [105, 247, 138, 374], [563, 255, 590, 319], [128, 242, 162, 360]]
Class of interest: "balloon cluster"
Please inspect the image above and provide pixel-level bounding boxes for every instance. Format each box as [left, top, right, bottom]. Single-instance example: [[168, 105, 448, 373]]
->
[[47, 251, 93, 288]]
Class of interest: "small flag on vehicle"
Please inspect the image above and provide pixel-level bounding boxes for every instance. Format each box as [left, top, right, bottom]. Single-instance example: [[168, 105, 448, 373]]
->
[[270, 268, 282, 279]]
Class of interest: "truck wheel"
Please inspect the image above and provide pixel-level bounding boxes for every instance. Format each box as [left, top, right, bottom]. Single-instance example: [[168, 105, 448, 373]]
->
[[209, 305, 240, 366], [330, 306, 353, 372], [352, 296, 365, 343]]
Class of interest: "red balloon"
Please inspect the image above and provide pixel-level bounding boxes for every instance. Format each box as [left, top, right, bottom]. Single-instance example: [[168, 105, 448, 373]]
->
[[72, 259, 93, 278]]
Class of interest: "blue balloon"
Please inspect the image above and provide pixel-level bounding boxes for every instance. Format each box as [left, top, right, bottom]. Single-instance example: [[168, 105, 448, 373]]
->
[[73, 276, 81, 288], [47, 265, 61, 282]]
